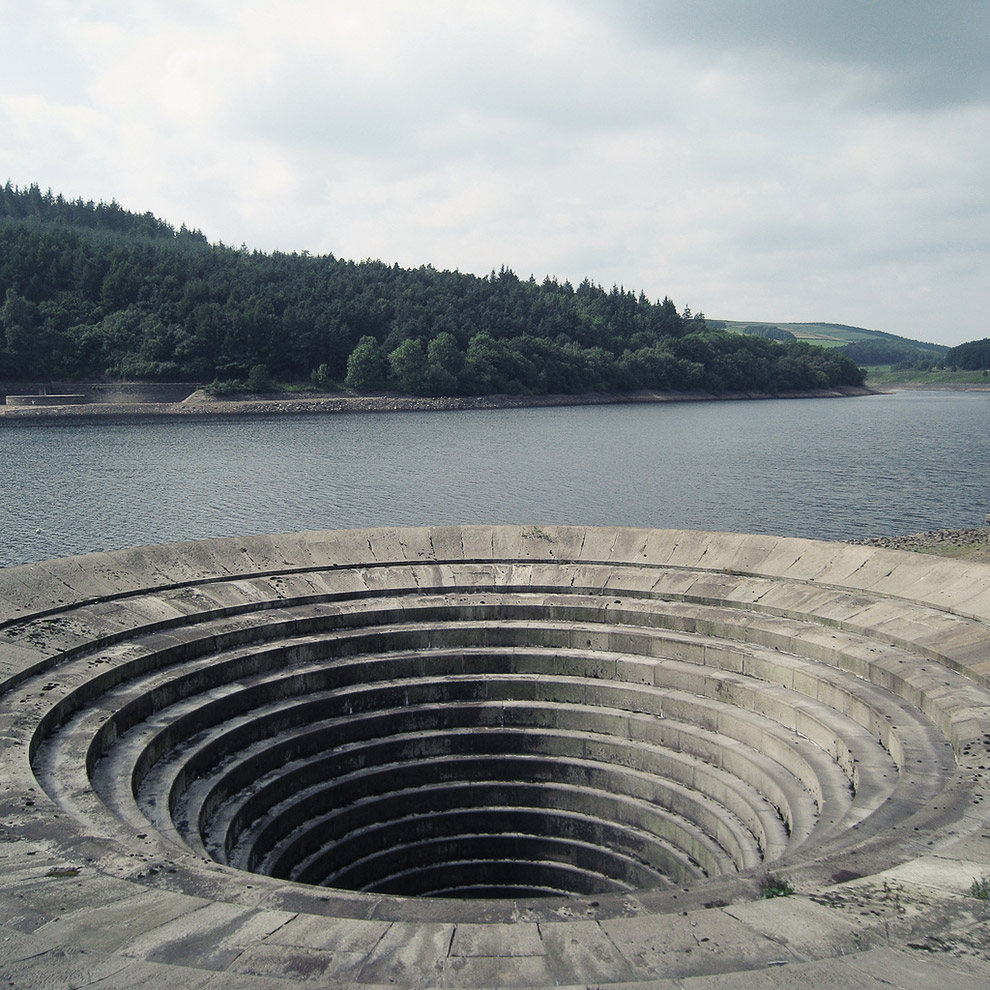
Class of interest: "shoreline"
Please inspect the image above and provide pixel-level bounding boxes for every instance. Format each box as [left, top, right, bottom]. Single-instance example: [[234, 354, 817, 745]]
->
[[864, 381, 990, 393], [847, 526, 990, 563], [0, 384, 878, 422]]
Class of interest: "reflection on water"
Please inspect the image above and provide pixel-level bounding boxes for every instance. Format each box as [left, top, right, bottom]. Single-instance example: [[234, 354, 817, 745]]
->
[[1, 390, 987, 567]]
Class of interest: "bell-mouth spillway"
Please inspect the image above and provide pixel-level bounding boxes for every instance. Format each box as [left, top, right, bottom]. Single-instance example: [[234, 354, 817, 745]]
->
[[2, 525, 989, 986]]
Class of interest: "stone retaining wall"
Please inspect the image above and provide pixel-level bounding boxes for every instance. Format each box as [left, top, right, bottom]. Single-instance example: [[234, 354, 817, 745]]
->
[[5, 393, 88, 406], [0, 381, 199, 404]]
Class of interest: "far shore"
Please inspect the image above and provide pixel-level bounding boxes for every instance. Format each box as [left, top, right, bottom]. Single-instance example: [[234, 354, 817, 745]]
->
[[0, 384, 879, 422], [868, 381, 990, 392]]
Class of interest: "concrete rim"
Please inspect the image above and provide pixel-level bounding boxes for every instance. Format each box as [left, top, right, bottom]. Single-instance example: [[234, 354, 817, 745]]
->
[[2, 525, 989, 987]]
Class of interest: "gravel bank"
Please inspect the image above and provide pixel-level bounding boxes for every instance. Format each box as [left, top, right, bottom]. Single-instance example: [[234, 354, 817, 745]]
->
[[847, 527, 990, 563], [0, 385, 877, 421]]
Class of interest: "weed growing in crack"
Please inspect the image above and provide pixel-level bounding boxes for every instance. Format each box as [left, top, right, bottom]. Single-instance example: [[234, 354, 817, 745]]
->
[[760, 873, 794, 899]]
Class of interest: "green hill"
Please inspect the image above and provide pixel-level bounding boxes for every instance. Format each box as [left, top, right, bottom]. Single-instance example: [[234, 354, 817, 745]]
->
[[0, 183, 865, 395], [717, 320, 947, 352], [713, 321, 948, 371]]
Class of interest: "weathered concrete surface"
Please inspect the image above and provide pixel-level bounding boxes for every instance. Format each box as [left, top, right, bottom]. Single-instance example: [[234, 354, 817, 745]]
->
[[0, 382, 198, 405], [1, 525, 988, 988], [4, 393, 88, 406]]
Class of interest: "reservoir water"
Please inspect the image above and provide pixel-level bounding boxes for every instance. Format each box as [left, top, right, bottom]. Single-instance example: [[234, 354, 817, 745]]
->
[[1, 389, 987, 569]]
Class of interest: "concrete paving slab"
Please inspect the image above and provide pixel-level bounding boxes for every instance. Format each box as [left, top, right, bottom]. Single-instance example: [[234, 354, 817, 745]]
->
[[226, 943, 364, 983], [0, 871, 151, 934], [449, 922, 544, 957], [265, 915, 390, 951], [600, 909, 789, 980], [119, 902, 295, 971], [31, 887, 210, 954], [355, 922, 454, 987], [722, 896, 874, 959], [840, 945, 990, 987], [444, 953, 556, 988], [878, 855, 990, 894], [0, 941, 215, 990], [539, 918, 637, 984], [676, 946, 990, 988]]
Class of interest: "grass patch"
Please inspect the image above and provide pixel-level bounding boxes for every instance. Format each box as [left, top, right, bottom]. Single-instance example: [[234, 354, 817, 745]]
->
[[760, 873, 794, 899], [914, 541, 990, 562], [203, 379, 347, 398], [279, 382, 323, 393], [969, 874, 990, 900], [721, 321, 878, 348], [865, 368, 990, 386], [522, 526, 554, 542]]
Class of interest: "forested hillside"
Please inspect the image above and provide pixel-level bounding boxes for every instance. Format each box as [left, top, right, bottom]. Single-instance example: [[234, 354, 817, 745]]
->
[[0, 184, 864, 395], [945, 338, 990, 371]]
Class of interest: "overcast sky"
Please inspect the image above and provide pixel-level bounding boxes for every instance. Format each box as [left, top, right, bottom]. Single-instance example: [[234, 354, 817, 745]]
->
[[2, 1, 988, 345]]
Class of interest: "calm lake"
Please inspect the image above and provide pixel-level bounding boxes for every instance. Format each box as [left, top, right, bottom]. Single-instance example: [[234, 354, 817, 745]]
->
[[1, 389, 987, 569]]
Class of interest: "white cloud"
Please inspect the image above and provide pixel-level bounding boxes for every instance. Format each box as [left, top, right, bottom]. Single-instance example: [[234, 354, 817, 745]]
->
[[0, 0, 987, 344]]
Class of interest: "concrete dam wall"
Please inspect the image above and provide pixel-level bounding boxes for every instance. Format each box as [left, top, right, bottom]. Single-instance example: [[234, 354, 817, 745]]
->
[[1, 381, 199, 404], [1, 525, 989, 987]]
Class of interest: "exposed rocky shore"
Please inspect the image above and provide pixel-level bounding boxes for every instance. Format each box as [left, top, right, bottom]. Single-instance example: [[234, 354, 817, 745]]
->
[[0, 384, 877, 421], [848, 527, 990, 563]]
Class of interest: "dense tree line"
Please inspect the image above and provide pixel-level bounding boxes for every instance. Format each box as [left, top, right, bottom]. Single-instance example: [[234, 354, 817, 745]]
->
[[0, 181, 208, 243], [0, 183, 865, 394], [739, 324, 796, 342], [944, 338, 990, 371]]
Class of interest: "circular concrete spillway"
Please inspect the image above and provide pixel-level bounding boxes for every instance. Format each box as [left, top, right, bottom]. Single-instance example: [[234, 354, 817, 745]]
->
[[2, 525, 989, 987]]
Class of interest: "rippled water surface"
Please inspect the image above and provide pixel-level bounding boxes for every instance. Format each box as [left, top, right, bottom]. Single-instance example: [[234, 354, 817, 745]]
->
[[1, 390, 988, 567]]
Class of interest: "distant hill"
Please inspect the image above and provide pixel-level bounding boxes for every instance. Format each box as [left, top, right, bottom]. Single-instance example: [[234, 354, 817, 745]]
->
[[713, 321, 948, 368], [716, 320, 948, 351], [945, 337, 990, 370]]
